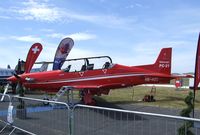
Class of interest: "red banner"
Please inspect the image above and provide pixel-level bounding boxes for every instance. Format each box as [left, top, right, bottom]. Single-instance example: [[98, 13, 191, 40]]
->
[[194, 33, 200, 91], [25, 43, 43, 73]]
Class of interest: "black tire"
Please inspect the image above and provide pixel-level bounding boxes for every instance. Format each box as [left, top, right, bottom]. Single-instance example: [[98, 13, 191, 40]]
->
[[43, 98, 49, 105]]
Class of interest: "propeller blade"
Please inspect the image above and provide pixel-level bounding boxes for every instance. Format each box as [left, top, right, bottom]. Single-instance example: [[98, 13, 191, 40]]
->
[[13, 73, 21, 79]]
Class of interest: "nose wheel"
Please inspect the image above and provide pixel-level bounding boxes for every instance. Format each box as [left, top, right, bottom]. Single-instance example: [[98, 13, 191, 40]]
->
[[42, 93, 50, 105]]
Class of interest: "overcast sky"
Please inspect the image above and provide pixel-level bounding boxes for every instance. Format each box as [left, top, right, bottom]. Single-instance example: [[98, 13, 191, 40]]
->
[[0, 0, 200, 73]]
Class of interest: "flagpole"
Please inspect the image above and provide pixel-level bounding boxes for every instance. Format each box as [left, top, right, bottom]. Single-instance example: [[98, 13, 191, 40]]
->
[[192, 88, 195, 118]]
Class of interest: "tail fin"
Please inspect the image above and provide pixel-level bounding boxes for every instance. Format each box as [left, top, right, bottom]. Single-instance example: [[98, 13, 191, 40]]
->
[[25, 43, 43, 73], [153, 48, 172, 75], [135, 48, 172, 75]]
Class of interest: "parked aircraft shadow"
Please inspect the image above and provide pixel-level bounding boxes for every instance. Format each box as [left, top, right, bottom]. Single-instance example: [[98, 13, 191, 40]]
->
[[75, 98, 148, 121], [95, 97, 143, 107]]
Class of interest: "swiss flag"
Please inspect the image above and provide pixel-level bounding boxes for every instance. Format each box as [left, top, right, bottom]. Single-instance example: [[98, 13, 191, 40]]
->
[[25, 43, 43, 73], [194, 33, 200, 91]]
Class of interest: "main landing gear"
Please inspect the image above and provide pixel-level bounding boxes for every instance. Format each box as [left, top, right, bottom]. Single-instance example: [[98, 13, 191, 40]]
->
[[80, 90, 96, 105]]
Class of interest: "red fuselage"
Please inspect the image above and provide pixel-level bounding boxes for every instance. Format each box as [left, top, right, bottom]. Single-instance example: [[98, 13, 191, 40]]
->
[[8, 64, 171, 92]]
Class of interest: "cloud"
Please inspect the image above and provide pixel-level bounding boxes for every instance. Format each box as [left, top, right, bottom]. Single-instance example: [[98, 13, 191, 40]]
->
[[40, 28, 54, 32], [156, 7, 200, 37], [126, 3, 148, 9], [0, 36, 6, 40], [64, 11, 137, 29], [67, 33, 97, 41], [47, 33, 65, 38], [47, 32, 97, 41], [132, 39, 191, 54], [0, 15, 11, 19], [13, 0, 65, 22], [135, 3, 143, 8], [3, 0, 136, 29], [10, 35, 42, 43], [0, 35, 42, 43]]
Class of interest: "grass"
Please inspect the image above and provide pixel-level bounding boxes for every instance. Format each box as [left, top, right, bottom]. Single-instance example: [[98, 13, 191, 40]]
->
[[0, 86, 4, 93], [95, 86, 200, 110]]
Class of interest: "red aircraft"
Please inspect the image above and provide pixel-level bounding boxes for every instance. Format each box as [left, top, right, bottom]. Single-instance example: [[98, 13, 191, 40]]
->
[[7, 39, 183, 105]]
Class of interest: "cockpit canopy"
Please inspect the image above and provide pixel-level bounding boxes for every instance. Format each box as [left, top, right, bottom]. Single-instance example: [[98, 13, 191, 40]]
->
[[34, 56, 114, 72], [61, 56, 113, 72]]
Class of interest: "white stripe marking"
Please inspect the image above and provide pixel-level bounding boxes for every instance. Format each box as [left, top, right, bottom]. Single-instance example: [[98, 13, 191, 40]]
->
[[32, 73, 146, 85]]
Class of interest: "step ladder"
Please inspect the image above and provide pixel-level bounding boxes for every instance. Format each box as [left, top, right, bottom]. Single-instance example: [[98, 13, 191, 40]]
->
[[150, 85, 156, 96], [51, 86, 74, 106], [1, 84, 10, 102]]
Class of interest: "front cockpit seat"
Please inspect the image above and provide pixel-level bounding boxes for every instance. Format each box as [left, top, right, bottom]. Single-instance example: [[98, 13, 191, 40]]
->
[[63, 65, 71, 72], [81, 65, 87, 71], [103, 62, 110, 69], [87, 64, 94, 70]]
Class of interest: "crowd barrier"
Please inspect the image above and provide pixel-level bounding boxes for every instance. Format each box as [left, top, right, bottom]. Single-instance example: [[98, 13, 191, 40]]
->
[[0, 94, 70, 135], [0, 93, 200, 135], [72, 104, 200, 135]]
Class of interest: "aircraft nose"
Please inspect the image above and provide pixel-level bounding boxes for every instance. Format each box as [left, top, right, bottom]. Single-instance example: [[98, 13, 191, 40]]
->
[[7, 76, 17, 83]]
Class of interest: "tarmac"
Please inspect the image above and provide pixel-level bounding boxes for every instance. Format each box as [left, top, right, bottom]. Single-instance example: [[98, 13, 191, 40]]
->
[[0, 94, 200, 135]]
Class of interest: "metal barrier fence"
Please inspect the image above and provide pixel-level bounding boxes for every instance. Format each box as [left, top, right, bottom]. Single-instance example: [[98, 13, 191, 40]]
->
[[0, 94, 70, 135], [1, 93, 200, 135], [0, 94, 11, 123], [72, 104, 200, 135], [0, 94, 37, 135]]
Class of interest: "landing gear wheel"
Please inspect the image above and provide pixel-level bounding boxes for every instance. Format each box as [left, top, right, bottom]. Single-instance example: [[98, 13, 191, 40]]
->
[[43, 97, 49, 105], [90, 98, 96, 106], [83, 95, 96, 105]]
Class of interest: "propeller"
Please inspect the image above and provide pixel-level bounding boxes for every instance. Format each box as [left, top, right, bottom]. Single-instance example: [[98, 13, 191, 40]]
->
[[14, 59, 24, 95], [3, 59, 25, 109], [13, 73, 21, 79], [1, 59, 23, 101], [7, 59, 24, 95]]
